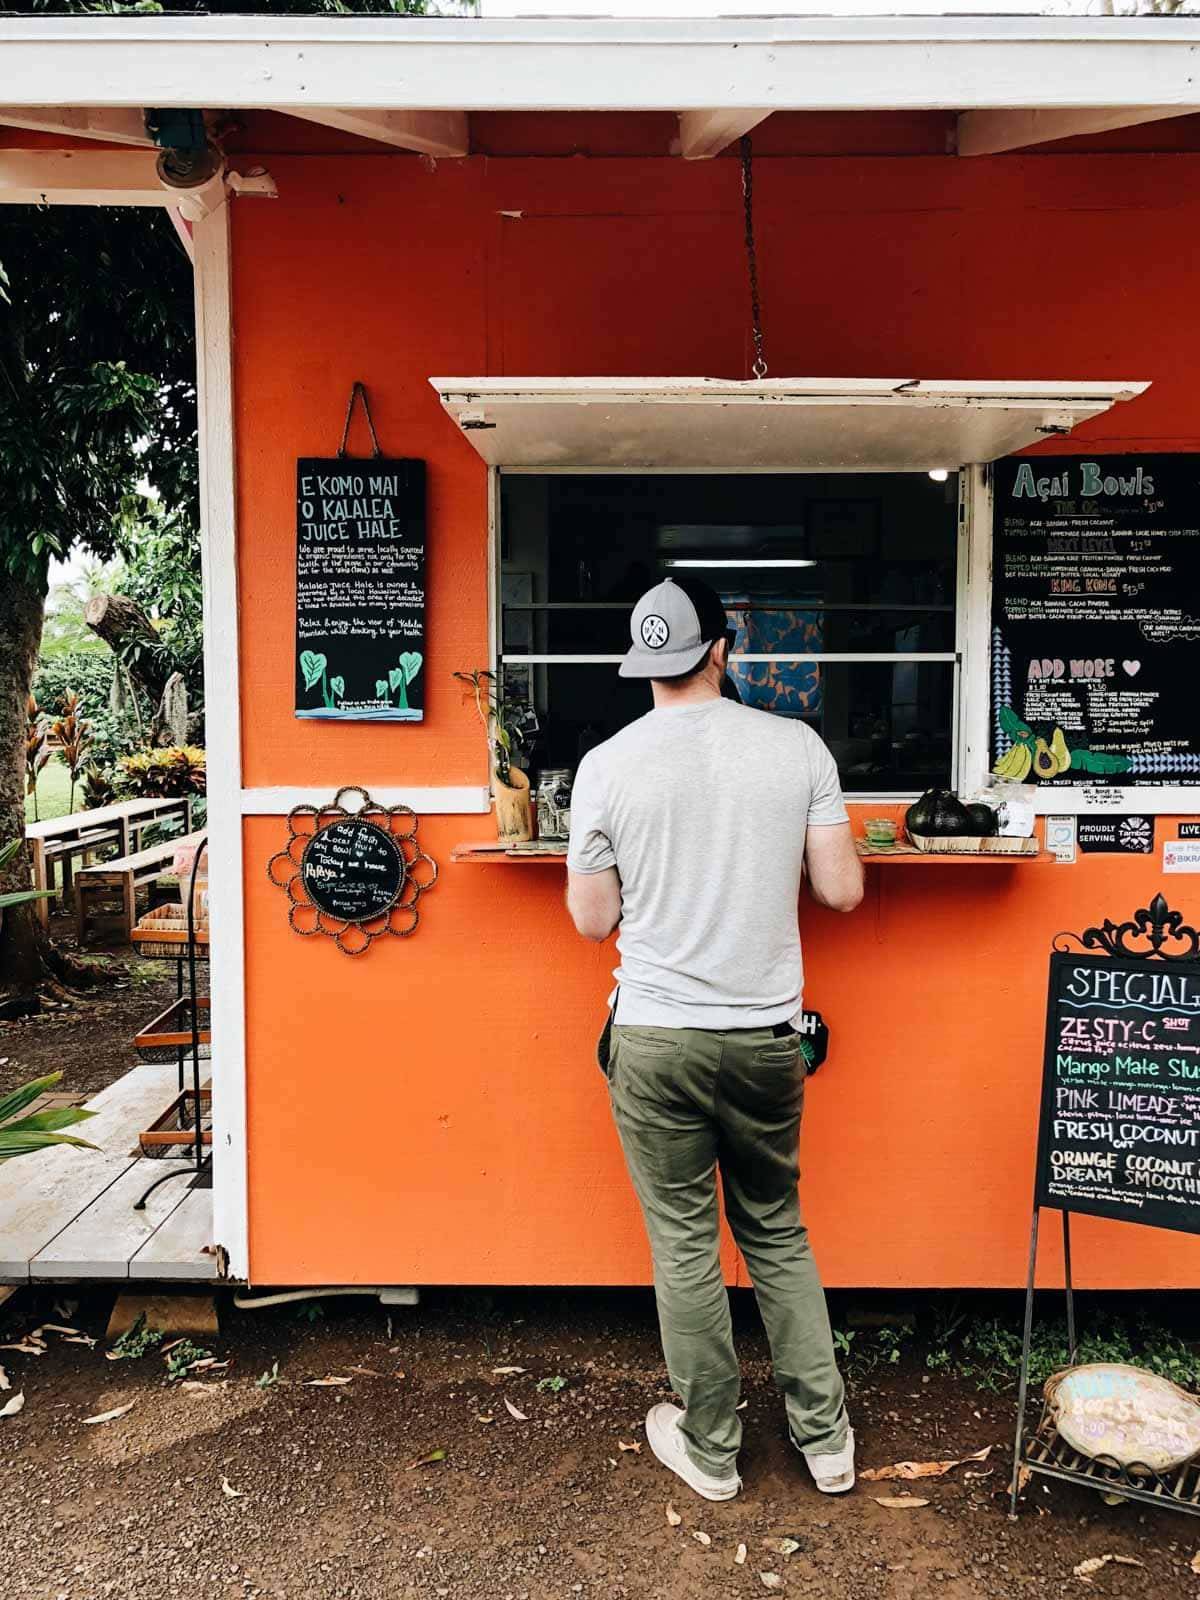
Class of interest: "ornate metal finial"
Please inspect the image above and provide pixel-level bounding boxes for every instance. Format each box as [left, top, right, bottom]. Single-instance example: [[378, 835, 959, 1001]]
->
[[1054, 892, 1200, 963]]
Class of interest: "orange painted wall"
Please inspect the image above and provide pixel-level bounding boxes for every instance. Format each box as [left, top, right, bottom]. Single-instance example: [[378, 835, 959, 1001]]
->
[[233, 137, 1200, 1287]]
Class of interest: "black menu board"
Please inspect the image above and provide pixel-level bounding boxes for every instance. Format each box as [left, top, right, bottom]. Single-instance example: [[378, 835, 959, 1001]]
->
[[300, 819, 405, 922], [295, 457, 426, 721], [1035, 952, 1200, 1235], [991, 455, 1200, 786]]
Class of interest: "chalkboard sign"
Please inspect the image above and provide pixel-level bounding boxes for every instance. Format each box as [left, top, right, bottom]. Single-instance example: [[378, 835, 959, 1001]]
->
[[1035, 952, 1200, 1235], [300, 818, 405, 923], [992, 454, 1200, 786], [295, 457, 426, 721]]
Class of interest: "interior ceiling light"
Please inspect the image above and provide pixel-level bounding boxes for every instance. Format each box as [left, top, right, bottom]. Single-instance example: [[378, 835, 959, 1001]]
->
[[928, 469, 951, 482], [664, 558, 817, 569]]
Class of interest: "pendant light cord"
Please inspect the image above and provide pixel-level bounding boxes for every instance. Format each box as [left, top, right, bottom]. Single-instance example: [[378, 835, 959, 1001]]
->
[[740, 135, 768, 380]]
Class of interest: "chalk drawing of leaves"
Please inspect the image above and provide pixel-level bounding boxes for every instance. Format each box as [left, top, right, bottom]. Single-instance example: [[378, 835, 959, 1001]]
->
[[375, 679, 388, 698], [388, 667, 404, 692], [330, 676, 345, 700], [399, 652, 423, 686], [300, 651, 327, 691]]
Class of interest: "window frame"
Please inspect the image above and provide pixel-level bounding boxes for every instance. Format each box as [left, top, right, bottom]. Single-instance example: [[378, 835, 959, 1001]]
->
[[492, 463, 974, 805]]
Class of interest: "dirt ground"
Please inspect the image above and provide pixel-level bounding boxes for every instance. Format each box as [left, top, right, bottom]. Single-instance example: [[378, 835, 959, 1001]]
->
[[0, 912, 176, 1101], [1, 1287, 1196, 1600]]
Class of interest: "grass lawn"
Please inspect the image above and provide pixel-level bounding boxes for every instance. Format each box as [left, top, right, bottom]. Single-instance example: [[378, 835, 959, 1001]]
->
[[24, 754, 77, 823]]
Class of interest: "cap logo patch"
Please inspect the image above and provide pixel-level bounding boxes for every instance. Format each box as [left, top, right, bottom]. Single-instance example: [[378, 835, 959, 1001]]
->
[[640, 614, 670, 650]]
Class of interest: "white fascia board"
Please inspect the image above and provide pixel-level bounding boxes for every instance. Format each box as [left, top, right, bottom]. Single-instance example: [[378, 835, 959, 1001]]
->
[[282, 107, 468, 157], [958, 104, 1200, 157], [678, 108, 771, 160], [0, 105, 153, 146], [4, 17, 1200, 114]]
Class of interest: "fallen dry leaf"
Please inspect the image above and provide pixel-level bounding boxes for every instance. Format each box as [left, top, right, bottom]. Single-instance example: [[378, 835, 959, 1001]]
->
[[873, 1496, 930, 1510], [476, 1414, 494, 1424], [347, 1366, 380, 1378], [63, 1336, 96, 1348], [1016, 1465, 1032, 1494], [760, 1575, 783, 1591], [861, 1445, 992, 1482], [303, 1376, 353, 1388], [1191, 1551, 1200, 1575], [83, 1401, 136, 1426], [764, 1537, 801, 1557], [0, 1392, 25, 1419], [1073, 1554, 1144, 1582], [504, 1398, 528, 1422], [666, 1504, 682, 1527], [39, 1324, 82, 1337], [734, 1544, 747, 1567], [0, 1339, 45, 1356], [692, 1530, 712, 1547], [0, 1364, 8, 1392], [410, 1448, 447, 1469], [220, 1476, 245, 1499], [492, 1366, 526, 1375], [618, 1440, 641, 1453]]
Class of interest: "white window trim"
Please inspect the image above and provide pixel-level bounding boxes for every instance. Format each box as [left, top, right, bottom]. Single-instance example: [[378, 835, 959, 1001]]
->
[[493, 463, 966, 805]]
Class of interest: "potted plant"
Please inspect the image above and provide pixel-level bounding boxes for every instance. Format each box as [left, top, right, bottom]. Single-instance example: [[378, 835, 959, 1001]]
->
[[453, 670, 534, 843]]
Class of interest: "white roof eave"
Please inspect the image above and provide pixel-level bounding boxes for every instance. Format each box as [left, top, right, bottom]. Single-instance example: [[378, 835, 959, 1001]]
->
[[429, 376, 1150, 472], [2, 15, 1200, 114]]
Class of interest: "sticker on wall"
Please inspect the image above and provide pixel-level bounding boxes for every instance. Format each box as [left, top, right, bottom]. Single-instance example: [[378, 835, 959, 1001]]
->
[[1180, 823, 1200, 839], [295, 384, 426, 722], [1077, 815, 1155, 854], [1164, 840, 1200, 875], [1045, 816, 1077, 865], [267, 786, 438, 956]]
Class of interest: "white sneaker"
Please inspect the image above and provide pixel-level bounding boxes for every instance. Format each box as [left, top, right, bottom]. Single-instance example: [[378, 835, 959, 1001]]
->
[[799, 1426, 856, 1494], [645, 1403, 741, 1502]]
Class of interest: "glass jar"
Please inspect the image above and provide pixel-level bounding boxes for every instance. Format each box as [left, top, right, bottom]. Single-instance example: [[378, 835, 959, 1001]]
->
[[537, 768, 574, 842]]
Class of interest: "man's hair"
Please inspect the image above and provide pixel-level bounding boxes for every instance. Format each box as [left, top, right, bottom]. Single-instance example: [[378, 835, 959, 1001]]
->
[[649, 628, 736, 687]]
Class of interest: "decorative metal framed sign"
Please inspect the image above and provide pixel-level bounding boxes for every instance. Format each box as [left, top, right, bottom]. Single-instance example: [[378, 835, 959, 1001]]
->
[[268, 786, 438, 956]]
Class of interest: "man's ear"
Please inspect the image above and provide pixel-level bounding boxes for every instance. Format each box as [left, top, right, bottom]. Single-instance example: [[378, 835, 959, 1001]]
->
[[712, 636, 730, 673]]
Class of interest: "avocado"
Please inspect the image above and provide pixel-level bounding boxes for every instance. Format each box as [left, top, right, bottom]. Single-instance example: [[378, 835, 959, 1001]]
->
[[906, 788, 974, 838], [964, 801, 999, 837], [1050, 727, 1070, 774], [1032, 737, 1058, 779]]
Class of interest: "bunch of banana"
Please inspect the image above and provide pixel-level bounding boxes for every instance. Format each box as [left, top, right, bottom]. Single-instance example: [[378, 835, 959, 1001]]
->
[[994, 740, 1033, 781], [993, 707, 1072, 782]]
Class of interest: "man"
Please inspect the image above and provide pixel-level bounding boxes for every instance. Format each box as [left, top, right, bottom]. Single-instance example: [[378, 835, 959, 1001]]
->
[[566, 574, 863, 1503]]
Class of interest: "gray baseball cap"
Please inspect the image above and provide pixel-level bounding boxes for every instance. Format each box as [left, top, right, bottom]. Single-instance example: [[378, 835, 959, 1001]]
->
[[619, 575, 730, 680]]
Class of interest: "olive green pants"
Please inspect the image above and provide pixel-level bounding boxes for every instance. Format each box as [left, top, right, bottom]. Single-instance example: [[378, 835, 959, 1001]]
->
[[607, 1022, 847, 1478]]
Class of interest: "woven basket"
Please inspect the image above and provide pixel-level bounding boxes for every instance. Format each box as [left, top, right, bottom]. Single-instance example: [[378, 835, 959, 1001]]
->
[[131, 903, 210, 961]]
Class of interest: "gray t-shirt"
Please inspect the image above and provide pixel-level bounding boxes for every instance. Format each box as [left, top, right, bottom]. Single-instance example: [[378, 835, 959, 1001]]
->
[[567, 697, 849, 1029]]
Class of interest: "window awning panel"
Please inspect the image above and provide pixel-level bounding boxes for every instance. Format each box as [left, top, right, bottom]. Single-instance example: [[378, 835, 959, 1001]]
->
[[430, 377, 1148, 472]]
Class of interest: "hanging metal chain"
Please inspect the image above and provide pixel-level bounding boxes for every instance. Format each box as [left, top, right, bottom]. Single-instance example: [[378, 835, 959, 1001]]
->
[[740, 134, 768, 380]]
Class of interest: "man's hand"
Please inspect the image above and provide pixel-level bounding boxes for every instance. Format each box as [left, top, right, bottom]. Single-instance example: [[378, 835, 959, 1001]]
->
[[567, 867, 622, 941], [803, 822, 864, 913]]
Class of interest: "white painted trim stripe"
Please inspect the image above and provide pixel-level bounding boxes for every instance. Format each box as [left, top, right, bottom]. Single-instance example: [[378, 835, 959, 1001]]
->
[[502, 653, 958, 665], [240, 787, 490, 815], [193, 199, 249, 1285]]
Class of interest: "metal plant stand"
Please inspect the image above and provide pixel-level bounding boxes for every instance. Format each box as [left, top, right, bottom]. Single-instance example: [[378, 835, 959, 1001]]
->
[[135, 836, 211, 1210], [1010, 892, 1200, 1521]]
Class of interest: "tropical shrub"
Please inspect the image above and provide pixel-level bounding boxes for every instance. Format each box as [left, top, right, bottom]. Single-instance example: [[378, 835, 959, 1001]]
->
[[115, 745, 206, 799], [0, 1071, 96, 1163]]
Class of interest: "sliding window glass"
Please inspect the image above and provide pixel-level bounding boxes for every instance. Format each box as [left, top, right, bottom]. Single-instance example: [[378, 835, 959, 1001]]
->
[[498, 472, 959, 795]]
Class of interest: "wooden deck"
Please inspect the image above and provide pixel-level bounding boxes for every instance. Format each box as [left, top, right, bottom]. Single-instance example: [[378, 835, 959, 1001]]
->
[[0, 1063, 221, 1284]]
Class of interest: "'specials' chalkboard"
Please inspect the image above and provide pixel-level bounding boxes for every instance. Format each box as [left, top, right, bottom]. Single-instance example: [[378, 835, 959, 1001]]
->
[[295, 457, 426, 721], [300, 818, 405, 923], [1035, 952, 1200, 1235], [992, 454, 1200, 785]]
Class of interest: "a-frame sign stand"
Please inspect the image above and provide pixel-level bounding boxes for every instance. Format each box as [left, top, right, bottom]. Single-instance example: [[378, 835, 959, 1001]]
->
[[1011, 893, 1200, 1520]]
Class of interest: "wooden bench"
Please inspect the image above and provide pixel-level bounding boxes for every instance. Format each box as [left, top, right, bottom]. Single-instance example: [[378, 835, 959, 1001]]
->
[[27, 796, 192, 927], [75, 829, 207, 947]]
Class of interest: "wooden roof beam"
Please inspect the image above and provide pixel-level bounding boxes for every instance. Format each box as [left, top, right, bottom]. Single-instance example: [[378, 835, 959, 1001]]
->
[[0, 105, 153, 147], [677, 108, 770, 160], [958, 105, 1200, 157], [282, 108, 468, 157]]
